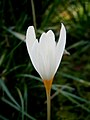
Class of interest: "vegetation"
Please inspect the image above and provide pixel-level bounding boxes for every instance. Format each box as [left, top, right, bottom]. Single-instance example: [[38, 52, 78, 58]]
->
[[0, 0, 90, 120]]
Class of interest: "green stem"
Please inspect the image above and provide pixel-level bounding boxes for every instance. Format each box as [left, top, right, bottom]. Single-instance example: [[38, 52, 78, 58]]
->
[[46, 89, 51, 120], [31, 0, 37, 32], [43, 79, 53, 120]]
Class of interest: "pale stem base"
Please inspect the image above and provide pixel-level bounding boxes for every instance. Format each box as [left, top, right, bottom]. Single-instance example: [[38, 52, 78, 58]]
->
[[43, 79, 53, 120], [46, 89, 51, 120]]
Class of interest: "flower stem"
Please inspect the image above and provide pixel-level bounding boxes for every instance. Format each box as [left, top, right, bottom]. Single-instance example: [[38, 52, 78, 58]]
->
[[43, 79, 53, 120], [46, 88, 51, 120]]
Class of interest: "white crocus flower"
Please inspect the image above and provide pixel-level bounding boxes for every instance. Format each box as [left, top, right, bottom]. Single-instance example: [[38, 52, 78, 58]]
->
[[26, 23, 66, 120], [26, 23, 66, 82]]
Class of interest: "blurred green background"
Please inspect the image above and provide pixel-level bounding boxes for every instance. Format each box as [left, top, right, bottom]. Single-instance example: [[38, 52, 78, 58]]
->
[[0, 0, 90, 120]]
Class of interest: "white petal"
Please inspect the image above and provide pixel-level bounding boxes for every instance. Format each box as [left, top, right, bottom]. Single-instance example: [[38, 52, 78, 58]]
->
[[37, 30, 56, 80], [30, 40, 42, 76], [39, 30, 56, 55], [54, 23, 66, 74], [39, 30, 55, 44], [26, 26, 36, 57], [30, 40, 46, 79]]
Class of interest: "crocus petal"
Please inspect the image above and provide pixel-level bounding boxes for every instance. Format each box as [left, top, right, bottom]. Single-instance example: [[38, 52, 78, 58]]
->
[[30, 40, 43, 78], [26, 26, 36, 57], [38, 30, 56, 80], [30, 39, 50, 80], [54, 23, 66, 74], [30, 30, 56, 80]]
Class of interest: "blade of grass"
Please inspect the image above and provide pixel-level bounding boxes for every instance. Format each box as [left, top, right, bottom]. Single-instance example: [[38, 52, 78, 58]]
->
[[52, 86, 90, 112], [24, 83, 28, 120], [53, 85, 90, 104], [0, 115, 9, 120], [2, 64, 26, 76], [67, 40, 88, 50], [0, 79, 20, 108], [16, 88, 24, 120], [16, 74, 42, 82], [60, 72, 90, 86], [7, 41, 23, 57], [31, 0, 37, 31], [41, 0, 60, 28], [61, 90, 90, 104], [3, 27, 25, 41], [52, 84, 74, 91], [1, 97, 36, 120], [60, 90, 90, 113]]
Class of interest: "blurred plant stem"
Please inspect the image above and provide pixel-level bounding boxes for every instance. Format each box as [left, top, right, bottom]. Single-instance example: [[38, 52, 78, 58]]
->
[[31, 0, 37, 32], [47, 89, 51, 120], [43, 80, 53, 120]]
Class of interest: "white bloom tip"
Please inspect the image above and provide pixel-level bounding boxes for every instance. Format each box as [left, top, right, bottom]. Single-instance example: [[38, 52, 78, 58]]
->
[[26, 23, 66, 81]]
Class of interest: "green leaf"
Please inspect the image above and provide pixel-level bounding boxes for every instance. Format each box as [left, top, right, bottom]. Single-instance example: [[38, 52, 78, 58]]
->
[[0, 115, 9, 120], [16, 74, 42, 82], [3, 27, 25, 41], [1, 97, 36, 120], [60, 90, 90, 113], [0, 79, 20, 108], [60, 73, 90, 86], [16, 88, 24, 120]]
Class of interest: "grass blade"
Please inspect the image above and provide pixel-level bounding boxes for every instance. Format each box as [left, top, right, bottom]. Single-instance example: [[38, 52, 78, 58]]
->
[[1, 97, 36, 120], [0, 115, 9, 120], [0, 79, 20, 108], [60, 72, 90, 86], [16, 74, 42, 82], [16, 88, 24, 120]]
